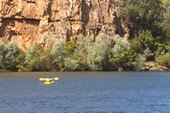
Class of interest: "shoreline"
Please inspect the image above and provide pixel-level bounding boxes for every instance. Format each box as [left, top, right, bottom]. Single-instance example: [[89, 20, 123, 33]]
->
[[1, 70, 170, 73]]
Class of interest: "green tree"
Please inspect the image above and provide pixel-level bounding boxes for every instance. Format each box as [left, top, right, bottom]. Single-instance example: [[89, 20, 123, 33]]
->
[[71, 36, 94, 71], [86, 35, 110, 71], [24, 44, 45, 71], [162, 0, 170, 4], [109, 35, 134, 71], [156, 53, 170, 68], [0, 43, 9, 70], [64, 58, 79, 71], [0, 43, 23, 71], [134, 48, 154, 70], [160, 2, 170, 40], [120, 0, 165, 38], [64, 41, 77, 55], [51, 40, 66, 70], [130, 30, 156, 54]]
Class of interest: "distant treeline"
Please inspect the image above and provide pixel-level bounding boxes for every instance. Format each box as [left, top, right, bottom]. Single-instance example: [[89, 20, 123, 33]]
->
[[0, 0, 170, 71]]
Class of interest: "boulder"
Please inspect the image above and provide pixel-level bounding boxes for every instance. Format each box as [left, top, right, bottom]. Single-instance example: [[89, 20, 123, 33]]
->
[[143, 62, 169, 71]]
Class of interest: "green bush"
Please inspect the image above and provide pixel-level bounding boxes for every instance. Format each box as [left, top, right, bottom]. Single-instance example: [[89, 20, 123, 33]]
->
[[109, 35, 134, 71], [51, 40, 66, 70], [24, 44, 45, 71], [6, 44, 25, 71], [64, 58, 79, 71], [156, 53, 170, 68], [130, 30, 156, 53], [39, 46, 54, 71], [86, 35, 110, 71], [162, 0, 170, 4], [0, 43, 8, 70], [77, 36, 94, 52], [134, 48, 154, 70], [64, 41, 77, 55], [0, 43, 23, 71], [72, 36, 95, 71]]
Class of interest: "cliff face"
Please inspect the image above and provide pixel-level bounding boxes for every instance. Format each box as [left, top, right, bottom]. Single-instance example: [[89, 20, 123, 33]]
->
[[0, 0, 126, 50]]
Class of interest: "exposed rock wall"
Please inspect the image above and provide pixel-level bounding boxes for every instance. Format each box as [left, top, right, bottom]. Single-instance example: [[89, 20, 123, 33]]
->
[[0, 0, 126, 50]]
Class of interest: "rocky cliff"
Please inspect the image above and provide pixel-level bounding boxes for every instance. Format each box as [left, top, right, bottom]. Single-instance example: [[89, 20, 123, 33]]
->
[[0, 0, 126, 50]]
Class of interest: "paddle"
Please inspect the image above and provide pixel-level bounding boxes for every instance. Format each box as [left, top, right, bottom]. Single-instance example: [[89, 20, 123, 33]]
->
[[39, 77, 59, 81], [53, 77, 59, 81], [39, 78, 44, 81]]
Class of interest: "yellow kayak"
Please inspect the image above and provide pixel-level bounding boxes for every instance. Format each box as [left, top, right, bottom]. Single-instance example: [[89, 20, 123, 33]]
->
[[39, 77, 59, 85], [44, 81, 54, 85]]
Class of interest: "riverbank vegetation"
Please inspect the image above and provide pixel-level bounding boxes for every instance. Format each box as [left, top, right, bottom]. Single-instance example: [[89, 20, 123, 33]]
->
[[0, 0, 170, 71]]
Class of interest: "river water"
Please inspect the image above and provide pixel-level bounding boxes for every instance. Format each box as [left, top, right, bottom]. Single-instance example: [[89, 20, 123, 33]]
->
[[0, 72, 170, 113]]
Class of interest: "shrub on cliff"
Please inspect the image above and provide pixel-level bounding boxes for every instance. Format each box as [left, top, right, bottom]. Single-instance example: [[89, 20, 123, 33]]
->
[[109, 34, 155, 71], [109, 35, 134, 71], [39, 46, 55, 71], [24, 44, 45, 71], [70, 36, 94, 71], [6, 44, 25, 71], [134, 48, 154, 70], [63, 58, 79, 71], [50, 40, 66, 70], [130, 30, 156, 56], [0, 43, 23, 71], [0, 43, 8, 70], [63, 41, 79, 71], [77, 36, 94, 51], [156, 53, 170, 68], [162, 0, 170, 4], [86, 35, 110, 71], [64, 41, 77, 55]]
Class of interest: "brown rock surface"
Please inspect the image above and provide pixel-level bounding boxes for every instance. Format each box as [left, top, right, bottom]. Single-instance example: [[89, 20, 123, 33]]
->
[[0, 0, 126, 50], [142, 62, 169, 71]]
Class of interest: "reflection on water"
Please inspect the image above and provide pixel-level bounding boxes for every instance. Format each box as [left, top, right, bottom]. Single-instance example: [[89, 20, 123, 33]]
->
[[0, 72, 170, 113]]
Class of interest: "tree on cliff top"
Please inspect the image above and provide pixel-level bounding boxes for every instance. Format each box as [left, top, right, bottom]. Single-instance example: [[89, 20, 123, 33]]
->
[[161, 0, 170, 40], [120, 0, 165, 38]]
